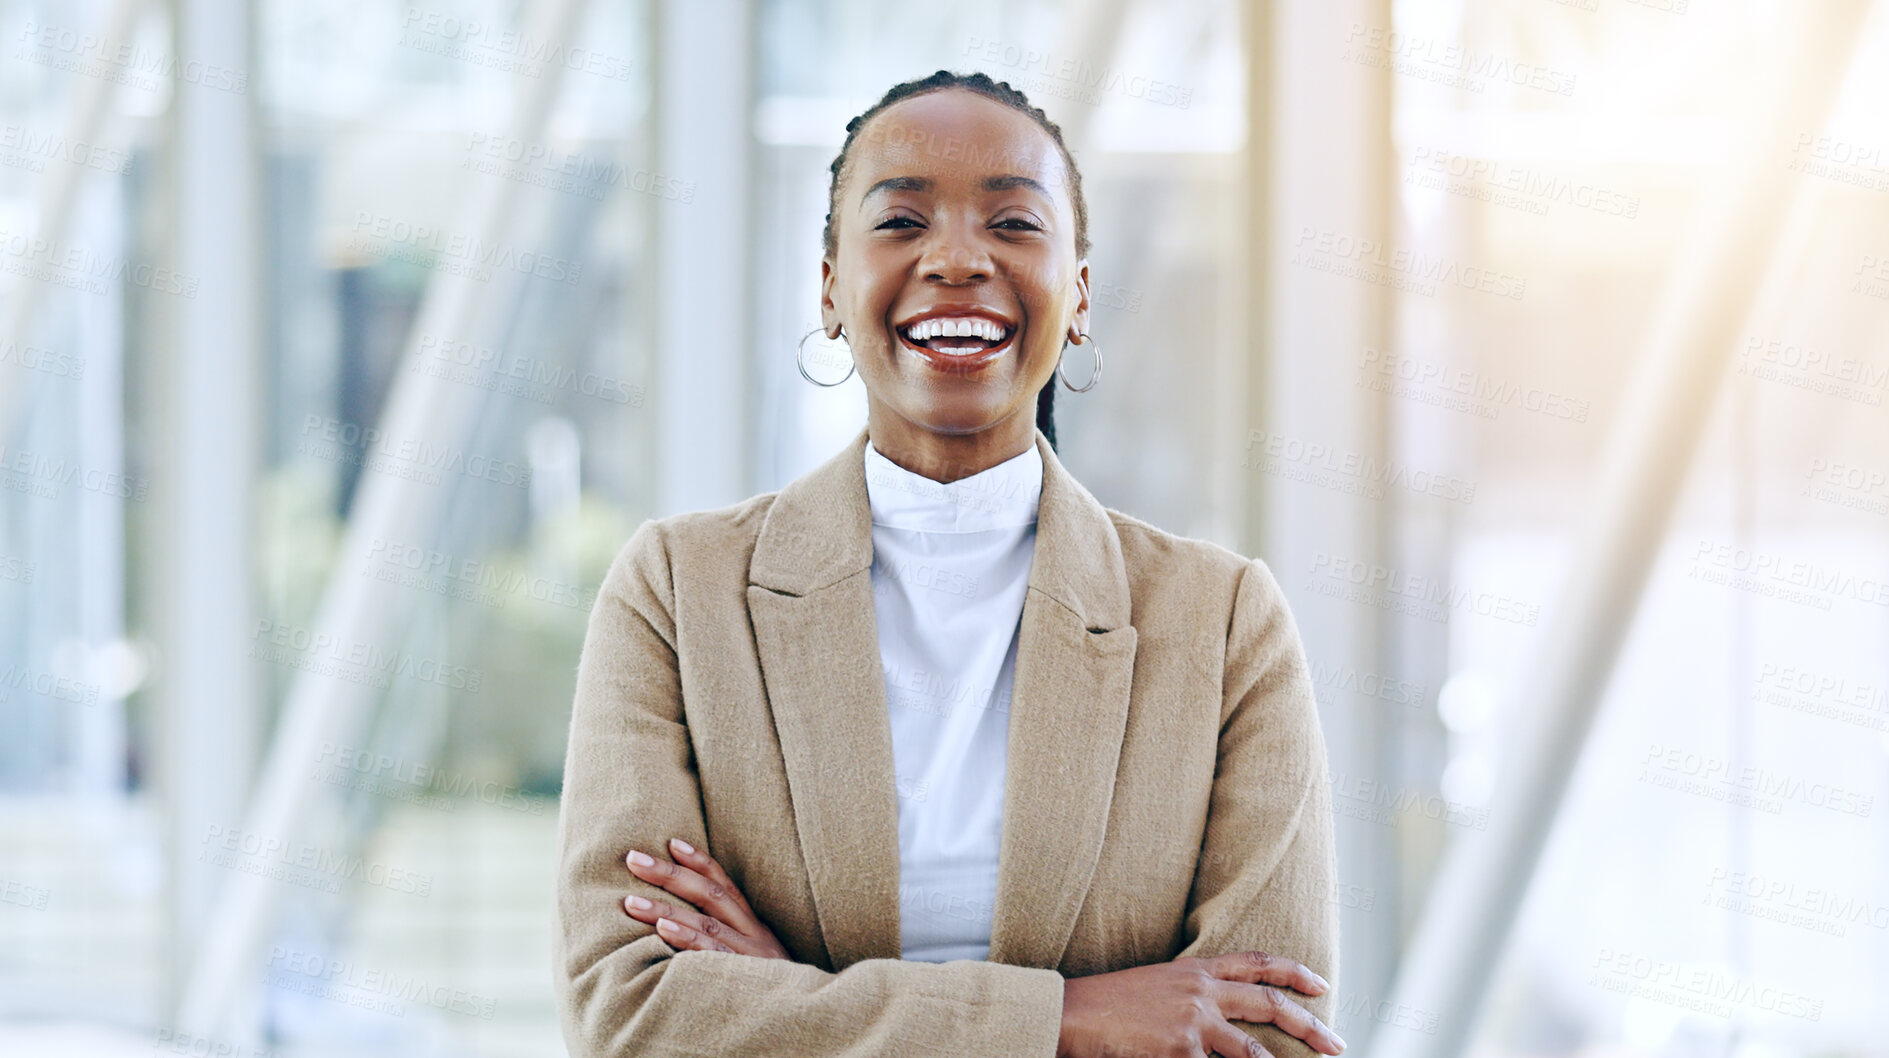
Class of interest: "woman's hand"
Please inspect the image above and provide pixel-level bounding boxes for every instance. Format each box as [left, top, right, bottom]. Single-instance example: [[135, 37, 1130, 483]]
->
[[623, 837, 792, 960], [1057, 951, 1345, 1058]]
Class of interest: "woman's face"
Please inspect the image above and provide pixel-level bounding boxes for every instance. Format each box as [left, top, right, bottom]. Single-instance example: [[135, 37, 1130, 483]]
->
[[821, 89, 1089, 458]]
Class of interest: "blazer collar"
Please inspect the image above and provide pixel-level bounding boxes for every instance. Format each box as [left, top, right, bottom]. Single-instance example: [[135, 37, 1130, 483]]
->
[[750, 424, 1131, 629], [745, 423, 1139, 971]]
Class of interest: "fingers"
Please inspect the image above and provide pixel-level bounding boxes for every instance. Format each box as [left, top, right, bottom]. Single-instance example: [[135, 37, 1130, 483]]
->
[[1211, 980, 1346, 1056], [1204, 949, 1330, 997], [623, 887, 732, 955], [625, 841, 765, 940], [665, 837, 760, 916], [622, 891, 739, 951], [1203, 1020, 1278, 1058], [652, 913, 736, 954]]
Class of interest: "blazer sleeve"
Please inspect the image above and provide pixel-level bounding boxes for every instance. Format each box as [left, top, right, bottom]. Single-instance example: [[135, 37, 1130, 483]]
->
[[552, 519, 1068, 1058], [1172, 556, 1341, 1058]]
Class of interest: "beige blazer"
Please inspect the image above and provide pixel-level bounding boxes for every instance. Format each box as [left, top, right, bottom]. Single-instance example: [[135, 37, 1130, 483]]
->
[[554, 424, 1339, 1058]]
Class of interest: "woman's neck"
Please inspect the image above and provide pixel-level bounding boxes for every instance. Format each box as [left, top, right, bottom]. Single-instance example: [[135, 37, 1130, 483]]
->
[[864, 409, 1037, 485]]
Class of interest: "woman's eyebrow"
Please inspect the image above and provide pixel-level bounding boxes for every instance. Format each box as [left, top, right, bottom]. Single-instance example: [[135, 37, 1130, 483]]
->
[[981, 175, 1048, 196], [859, 174, 1050, 210], [860, 176, 929, 209]]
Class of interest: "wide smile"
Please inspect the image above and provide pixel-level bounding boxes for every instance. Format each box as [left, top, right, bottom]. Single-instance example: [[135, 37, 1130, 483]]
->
[[893, 315, 1017, 374]]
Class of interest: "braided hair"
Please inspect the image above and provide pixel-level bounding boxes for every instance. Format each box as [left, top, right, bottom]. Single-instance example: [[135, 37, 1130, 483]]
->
[[822, 70, 1091, 454]]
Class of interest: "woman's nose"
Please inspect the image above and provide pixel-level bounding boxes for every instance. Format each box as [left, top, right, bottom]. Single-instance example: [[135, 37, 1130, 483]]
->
[[917, 224, 993, 284]]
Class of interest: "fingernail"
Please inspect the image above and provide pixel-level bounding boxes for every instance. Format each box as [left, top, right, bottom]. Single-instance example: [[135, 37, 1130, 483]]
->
[[670, 837, 694, 855], [1310, 973, 1331, 993], [1333, 1033, 1348, 1053], [657, 917, 681, 932], [628, 850, 655, 867], [627, 895, 652, 910]]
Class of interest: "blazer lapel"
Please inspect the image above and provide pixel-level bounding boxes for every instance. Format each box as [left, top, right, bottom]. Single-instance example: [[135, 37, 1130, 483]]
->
[[986, 431, 1138, 971], [746, 423, 1138, 974], [747, 425, 899, 971]]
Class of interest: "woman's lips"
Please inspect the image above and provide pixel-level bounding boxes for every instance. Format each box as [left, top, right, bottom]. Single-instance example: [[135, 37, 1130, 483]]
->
[[896, 328, 1016, 374]]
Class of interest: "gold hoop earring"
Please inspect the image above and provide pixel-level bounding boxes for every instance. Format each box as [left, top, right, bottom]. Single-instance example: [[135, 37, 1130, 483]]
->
[[797, 326, 854, 387], [1057, 332, 1102, 393]]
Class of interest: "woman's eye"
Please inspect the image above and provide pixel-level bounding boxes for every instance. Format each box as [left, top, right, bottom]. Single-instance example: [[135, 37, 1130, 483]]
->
[[876, 216, 921, 230], [995, 218, 1043, 232]]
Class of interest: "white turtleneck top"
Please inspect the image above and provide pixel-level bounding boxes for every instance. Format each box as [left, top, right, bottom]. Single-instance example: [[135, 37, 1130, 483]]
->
[[863, 438, 1043, 963]]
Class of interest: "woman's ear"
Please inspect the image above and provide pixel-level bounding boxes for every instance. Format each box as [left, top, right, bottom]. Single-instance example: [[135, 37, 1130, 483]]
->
[[819, 257, 843, 340], [1069, 259, 1092, 341]]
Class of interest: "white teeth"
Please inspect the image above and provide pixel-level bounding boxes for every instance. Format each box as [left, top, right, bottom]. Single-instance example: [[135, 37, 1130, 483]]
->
[[904, 316, 1009, 342]]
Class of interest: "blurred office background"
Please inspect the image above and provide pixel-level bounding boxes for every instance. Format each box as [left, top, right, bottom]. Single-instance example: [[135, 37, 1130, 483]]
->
[[1, 0, 1885, 1055]]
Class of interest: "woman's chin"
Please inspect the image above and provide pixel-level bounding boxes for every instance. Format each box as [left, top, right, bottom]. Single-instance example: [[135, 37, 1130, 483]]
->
[[886, 398, 1038, 440]]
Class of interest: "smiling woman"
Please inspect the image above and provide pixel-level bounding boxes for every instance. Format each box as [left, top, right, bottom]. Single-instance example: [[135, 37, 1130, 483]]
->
[[552, 70, 1344, 1058], [817, 73, 1094, 474]]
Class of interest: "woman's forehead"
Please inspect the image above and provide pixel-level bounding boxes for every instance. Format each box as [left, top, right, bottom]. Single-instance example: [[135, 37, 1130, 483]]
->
[[849, 90, 1067, 193]]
